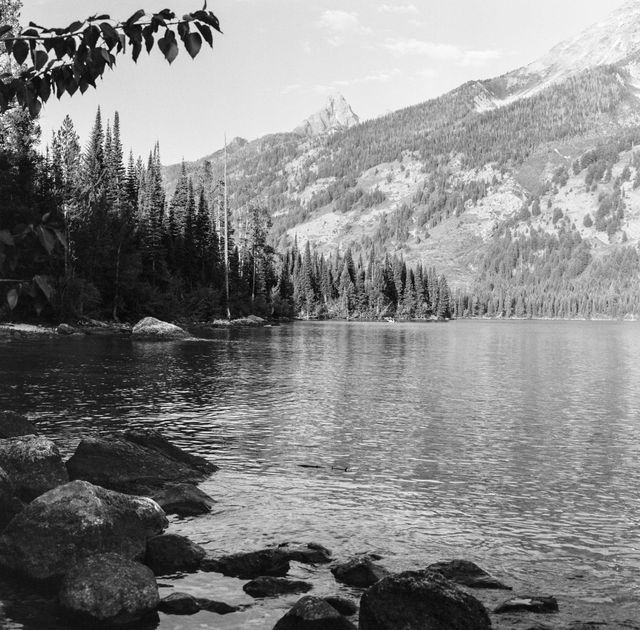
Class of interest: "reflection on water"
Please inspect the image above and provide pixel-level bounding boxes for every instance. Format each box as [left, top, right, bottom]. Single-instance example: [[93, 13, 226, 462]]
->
[[1, 320, 639, 628]]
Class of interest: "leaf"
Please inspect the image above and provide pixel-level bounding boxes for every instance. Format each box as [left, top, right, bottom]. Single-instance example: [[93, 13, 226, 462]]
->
[[6, 288, 18, 311], [126, 10, 145, 26], [39, 77, 51, 102], [100, 22, 119, 49], [34, 275, 54, 302], [158, 31, 178, 64], [83, 25, 100, 48], [12, 39, 29, 65], [63, 20, 83, 34], [184, 32, 202, 59], [195, 22, 213, 48], [0, 25, 12, 37], [0, 229, 14, 246], [52, 37, 66, 59], [33, 49, 48, 70], [142, 25, 154, 53], [36, 225, 56, 255], [192, 10, 222, 33]]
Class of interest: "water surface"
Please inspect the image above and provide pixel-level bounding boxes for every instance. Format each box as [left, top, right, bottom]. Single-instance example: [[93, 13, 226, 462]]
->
[[0, 321, 639, 628]]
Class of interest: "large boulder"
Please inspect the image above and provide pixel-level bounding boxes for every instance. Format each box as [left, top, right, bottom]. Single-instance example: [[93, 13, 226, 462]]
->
[[59, 553, 159, 626], [359, 570, 492, 630], [132, 317, 189, 340], [66, 432, 216, 495], [151, 482, 216, 516], [331, 556, 389, 588], [273, 596, 356, 630], [427, 560, 511, 590], [0, 412, 37, 438], [278, 542, 333, 564], [0, 435, 68, 501], [0, 466, 22, 530], [323, 596, 358, 617], [243, 576, 312, 598], [202, 548, 290, 579], [0, 480, 168, 581], [145, 534, 206, 576]]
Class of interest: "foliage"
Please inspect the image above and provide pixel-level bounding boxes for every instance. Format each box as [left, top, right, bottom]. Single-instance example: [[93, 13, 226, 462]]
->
[[0, 4, 221, 116]]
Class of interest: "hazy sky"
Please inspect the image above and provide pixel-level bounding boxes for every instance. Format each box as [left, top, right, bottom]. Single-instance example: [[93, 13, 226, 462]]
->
[[21, 0, 628, 165]]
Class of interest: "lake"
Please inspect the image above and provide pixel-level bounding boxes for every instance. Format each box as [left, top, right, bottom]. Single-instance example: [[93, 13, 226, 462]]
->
[[0, 320, 639, 628]]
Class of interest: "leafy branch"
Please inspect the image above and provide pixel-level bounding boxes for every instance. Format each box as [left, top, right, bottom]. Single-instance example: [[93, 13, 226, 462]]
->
[[0, 5, 222, 117]]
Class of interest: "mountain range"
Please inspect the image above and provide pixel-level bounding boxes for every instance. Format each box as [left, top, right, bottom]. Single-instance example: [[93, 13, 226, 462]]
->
[[163, 1, 640, 317]]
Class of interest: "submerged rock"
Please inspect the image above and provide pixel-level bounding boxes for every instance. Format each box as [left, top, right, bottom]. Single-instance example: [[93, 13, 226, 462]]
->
[[158, 592, 200, 615], [427, 560, 512, 590], [494, 595, 559, 614], [202, 548, 290, 579], [151, 482, 216, 516], [273, 596, 356, 630], [0, 480, 167, 581], [66, 432, 215, 495], [59, 553, 159, 626], [331, 556, 389, 588], [0, 435, 68, 501], [0, 412, 37, 438], [243, 576, 312, 598], [145, 534, 206, 576], [359, 569, 492, 630], [278, 542, 333, 564], [322, 596, 358, 617], [132, 317, 189, 340]]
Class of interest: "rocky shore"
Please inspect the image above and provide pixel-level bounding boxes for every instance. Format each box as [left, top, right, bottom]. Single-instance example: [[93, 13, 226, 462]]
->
[[0, 411, 608, 629]]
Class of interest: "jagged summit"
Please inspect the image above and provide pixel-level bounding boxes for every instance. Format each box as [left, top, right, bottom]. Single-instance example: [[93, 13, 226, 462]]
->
[[476, 0, 640, 111], [294, 93, 360, 137]]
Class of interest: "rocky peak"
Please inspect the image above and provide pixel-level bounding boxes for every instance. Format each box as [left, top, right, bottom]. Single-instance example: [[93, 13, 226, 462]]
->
[[294, 93, 360, 137]]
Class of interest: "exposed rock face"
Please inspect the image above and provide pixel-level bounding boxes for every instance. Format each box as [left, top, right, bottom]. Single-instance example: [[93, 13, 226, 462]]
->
[[427, 560, 511, 590], [0, 435, 68, 501], [202, 548, 290, 579], [294, 93, 359, 137], [58, 553, 159, 626], [0, 480, 168, 581], [66, 432, 215, 495], [273, 596, 357, 630], [243, 576, 312, 598], [151, 483, 215, 516], [331, 556, 389, 587], [494, 595, 559, 614], [278, 542, 332, 564], [145, 534, 206, 576], [0, 412, 37, 438], [323, 596, 358, 617], [132, 317, 189, 340], [359, 570, 492, 630]]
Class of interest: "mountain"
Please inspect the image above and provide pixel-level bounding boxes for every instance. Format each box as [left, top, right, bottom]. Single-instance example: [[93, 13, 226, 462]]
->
[[162, 2, 640, 318], [293, 93, 360, 136]]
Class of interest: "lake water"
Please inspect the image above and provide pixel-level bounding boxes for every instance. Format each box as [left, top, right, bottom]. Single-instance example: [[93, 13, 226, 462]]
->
[[0, 320, 639, 628]]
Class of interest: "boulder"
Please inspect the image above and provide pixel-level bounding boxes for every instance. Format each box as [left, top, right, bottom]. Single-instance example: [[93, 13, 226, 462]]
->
[[66, 433, 216, 495], [273, 596, 356, 630], [0, 435, 68, 501], [494, 595, 559, 614], [323, 596, 358, 617], [56, 323, 79, 335], [359, 570, 492, 630], [427, 560, 511, 590], [243, 576, 312, 598], [0, 480, 168, 581], [132, 317, 189, 340], [0, 466, 23, 530], [0, 412, 37, 438], [278, 542, 332, 564], [59, 553, 159, 626], [331, 556, 389, 588], [151, 483, 216, 516], [202, 548, 290, 579], [145, 534, 206, 576], [196, 599, 240, 614], [158, 592, 200, 615], [123, 429, 216, 475]]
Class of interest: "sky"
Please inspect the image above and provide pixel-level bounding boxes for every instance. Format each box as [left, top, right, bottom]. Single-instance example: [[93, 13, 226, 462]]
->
[[20, 0, 629, 165]]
